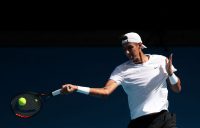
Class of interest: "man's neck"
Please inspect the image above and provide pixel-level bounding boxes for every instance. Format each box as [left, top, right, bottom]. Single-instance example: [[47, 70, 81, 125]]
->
[[133, 53, 149, 64]]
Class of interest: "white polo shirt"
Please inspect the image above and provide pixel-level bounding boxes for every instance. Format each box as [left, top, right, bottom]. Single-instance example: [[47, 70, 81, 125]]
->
[[109, 54, 177, 119]]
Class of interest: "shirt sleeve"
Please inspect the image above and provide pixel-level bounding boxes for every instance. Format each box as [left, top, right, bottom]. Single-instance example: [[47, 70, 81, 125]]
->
[[109, 66, 124, 86]]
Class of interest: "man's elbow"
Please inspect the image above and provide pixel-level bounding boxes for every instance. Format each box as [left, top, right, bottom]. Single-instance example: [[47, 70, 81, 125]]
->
[[174, 86, 181, 93], [176, 80, 182, 93], [172, 83, 182, 93], [101, 90, 111, 98]]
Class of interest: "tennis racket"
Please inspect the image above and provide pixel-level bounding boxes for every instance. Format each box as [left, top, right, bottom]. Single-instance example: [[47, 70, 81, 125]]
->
[[10, 89, 61, 118]]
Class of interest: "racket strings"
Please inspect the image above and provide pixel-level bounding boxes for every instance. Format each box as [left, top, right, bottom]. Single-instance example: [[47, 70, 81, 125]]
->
[[11, 93, 42, 118]]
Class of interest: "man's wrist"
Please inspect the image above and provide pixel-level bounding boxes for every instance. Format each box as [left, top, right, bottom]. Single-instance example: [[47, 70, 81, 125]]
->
[[76, 86, 90, 95], [168, 73, 178, 85], [168, 72, 173, 76]]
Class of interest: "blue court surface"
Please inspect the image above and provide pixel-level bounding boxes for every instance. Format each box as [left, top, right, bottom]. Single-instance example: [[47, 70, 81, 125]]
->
[[1, 46, 199, 128]]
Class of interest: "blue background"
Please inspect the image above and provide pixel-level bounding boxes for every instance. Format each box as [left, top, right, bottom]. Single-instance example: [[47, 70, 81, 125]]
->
[[1, 46, 199, 128]]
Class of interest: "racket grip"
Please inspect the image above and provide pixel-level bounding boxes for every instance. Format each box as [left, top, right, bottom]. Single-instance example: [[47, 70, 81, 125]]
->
[[52, 89, 61, 96]]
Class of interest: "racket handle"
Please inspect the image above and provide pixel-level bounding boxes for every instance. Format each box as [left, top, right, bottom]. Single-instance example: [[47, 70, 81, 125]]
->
[[52, 89, 61, 96]]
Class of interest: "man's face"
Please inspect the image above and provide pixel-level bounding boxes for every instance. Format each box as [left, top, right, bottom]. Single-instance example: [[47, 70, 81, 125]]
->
[[122, 42, 141, 60]]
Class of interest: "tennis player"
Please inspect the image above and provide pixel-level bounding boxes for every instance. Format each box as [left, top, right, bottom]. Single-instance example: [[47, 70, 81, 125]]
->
[[61, 32, 182, 128]]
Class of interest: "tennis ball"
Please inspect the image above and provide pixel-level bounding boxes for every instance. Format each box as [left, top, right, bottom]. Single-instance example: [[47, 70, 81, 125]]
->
[[18, 97, 27, 106]]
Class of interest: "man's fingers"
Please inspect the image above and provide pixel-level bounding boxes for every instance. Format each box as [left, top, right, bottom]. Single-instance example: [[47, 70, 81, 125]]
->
[[67, 85, 72, 90], [61, 84, 70, 93], [169, 53, 173, 62], [165, 58, 168, 64], [62, 84, 68, 88]]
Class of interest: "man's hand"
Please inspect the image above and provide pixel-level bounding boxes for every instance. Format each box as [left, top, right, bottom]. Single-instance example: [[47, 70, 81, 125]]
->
[[166, 53, 173, 76], [165, 53, 182, 93], [61, 84, 78, 94]]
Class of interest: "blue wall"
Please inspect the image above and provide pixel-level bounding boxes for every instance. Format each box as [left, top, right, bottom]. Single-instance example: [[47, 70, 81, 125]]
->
[[1, 46, 199, 128]]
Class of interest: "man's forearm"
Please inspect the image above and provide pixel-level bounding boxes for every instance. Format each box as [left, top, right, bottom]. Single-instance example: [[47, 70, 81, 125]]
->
[[74, 80, 118, 97], [170, 78, 181, 93], [89, 87, 110, 97]]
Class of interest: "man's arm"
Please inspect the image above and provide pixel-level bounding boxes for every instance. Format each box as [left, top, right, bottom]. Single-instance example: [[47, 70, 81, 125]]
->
[[166, 77, 181, 93], [89, 80, 119, 97], [166, 54, 182, 93], [61, 79, 119, 98]]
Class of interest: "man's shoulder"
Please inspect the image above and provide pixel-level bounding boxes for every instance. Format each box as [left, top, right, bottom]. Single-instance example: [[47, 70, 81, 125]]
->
[[115, 60, 130, 70]]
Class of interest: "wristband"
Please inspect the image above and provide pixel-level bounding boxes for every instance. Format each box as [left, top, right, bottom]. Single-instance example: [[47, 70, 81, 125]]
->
[[76, 86, 90, 95], [169, 73, 178, 85]]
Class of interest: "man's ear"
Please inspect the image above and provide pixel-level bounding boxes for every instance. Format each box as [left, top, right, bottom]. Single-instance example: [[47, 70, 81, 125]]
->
[[138, 43, 143, 49]]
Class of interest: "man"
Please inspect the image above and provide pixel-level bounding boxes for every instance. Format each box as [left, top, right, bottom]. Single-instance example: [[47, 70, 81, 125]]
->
[[61, 32, 181, 128]]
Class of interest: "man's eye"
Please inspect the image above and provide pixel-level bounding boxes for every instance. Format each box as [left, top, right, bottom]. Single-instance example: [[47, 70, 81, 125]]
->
[[127, 46, 133, 50]]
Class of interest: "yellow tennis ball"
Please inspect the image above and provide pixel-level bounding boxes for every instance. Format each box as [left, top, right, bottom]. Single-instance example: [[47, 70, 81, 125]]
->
[[18, 97, 27, 106]]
